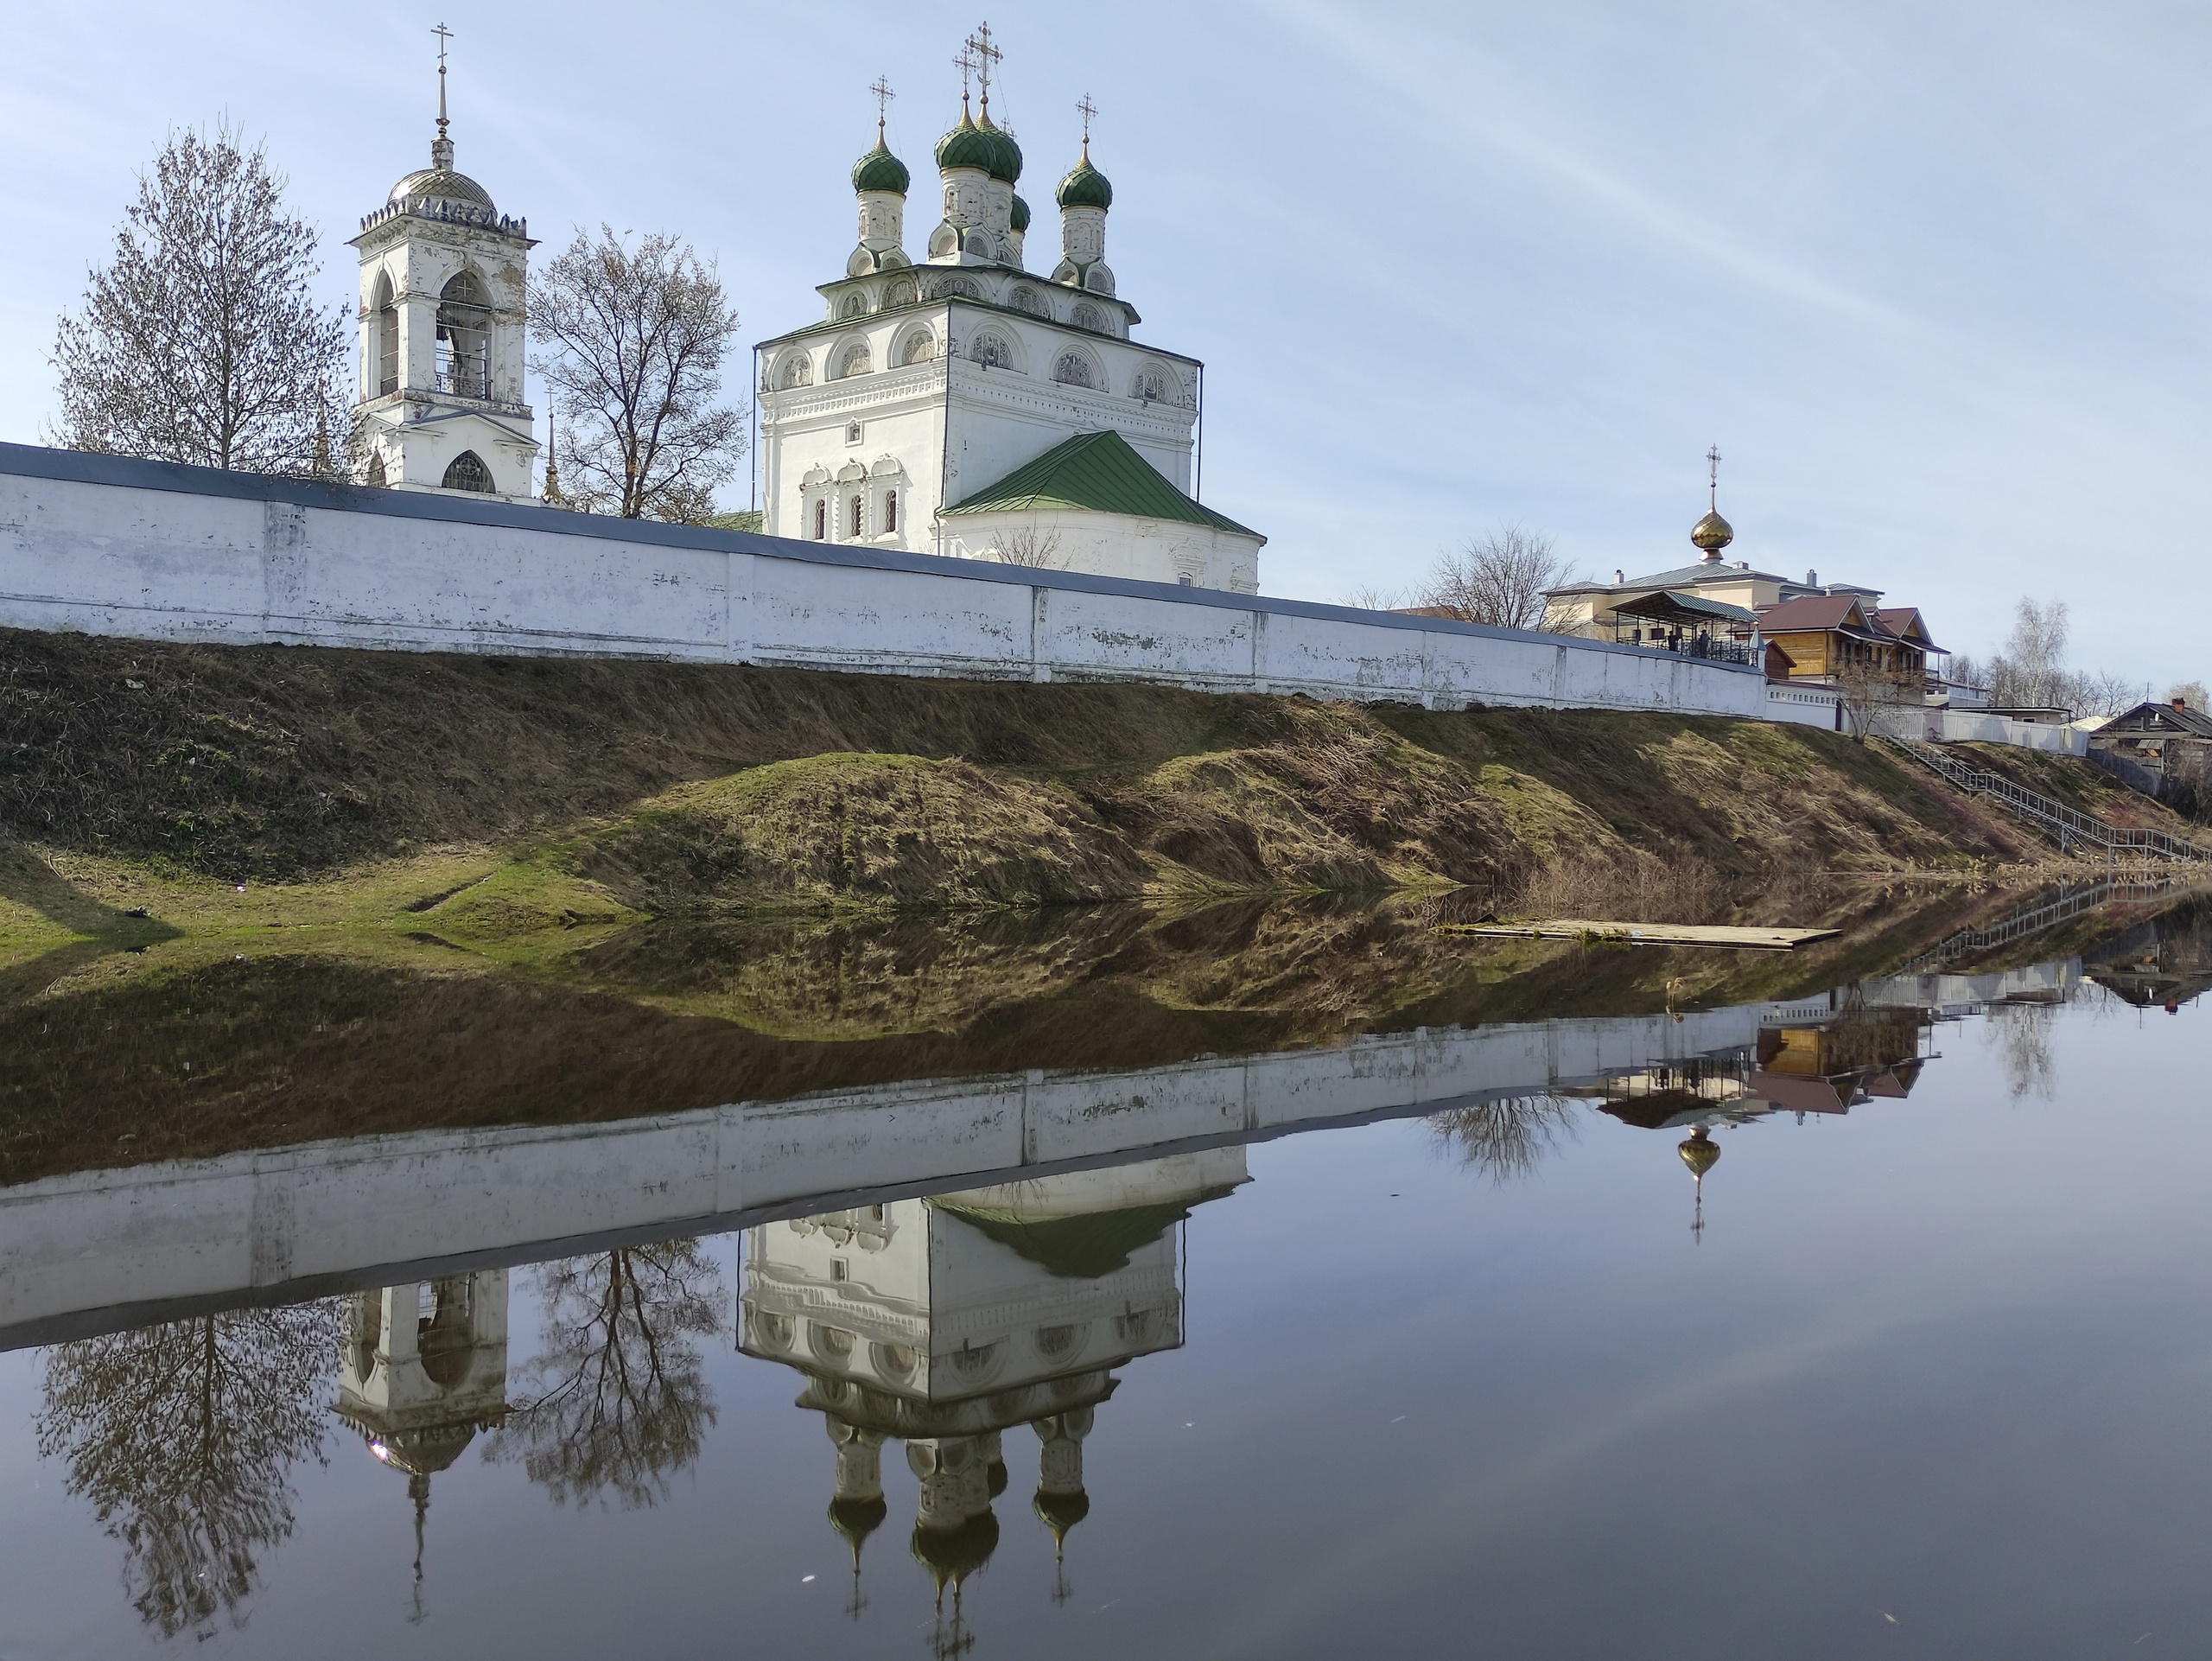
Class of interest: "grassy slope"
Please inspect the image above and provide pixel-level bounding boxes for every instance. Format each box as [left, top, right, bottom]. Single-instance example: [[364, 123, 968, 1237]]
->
[[2, 630, 2046, 922]]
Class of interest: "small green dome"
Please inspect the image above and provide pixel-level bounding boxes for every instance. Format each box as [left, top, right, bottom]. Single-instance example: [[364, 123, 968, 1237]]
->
[[851, 137, 909, 195], [935, 107, 998, 175], [976, 107, 1022, 183], [1010, 194, 1031, 232], [1057, 148, 1113, 211]]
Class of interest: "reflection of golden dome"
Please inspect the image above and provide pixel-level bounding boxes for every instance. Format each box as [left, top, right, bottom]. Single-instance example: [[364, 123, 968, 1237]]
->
[[911, 1511, 1001, 1591], [1691, 510, 1734, 554], [1677, 1126, 1721, 1180]]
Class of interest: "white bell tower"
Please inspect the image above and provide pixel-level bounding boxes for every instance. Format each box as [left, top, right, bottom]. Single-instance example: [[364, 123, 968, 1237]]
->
[[349, 29, 539, 499]]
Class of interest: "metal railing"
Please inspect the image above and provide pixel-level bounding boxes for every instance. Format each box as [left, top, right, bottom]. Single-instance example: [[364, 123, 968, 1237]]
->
[[1898, 877, 2184, 974], [435, 366, 490, 399], [1885, 737, 2212, 862], [1624, 634, 1754, 665]]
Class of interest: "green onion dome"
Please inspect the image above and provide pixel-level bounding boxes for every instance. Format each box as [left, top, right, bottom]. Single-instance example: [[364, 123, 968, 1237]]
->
[[851, 137, 909, 195], [1009, 194, 1031, 232], [976, 106, 1022, 183], [935, 106, 998, 174], [1056, 146, 1113, 211]]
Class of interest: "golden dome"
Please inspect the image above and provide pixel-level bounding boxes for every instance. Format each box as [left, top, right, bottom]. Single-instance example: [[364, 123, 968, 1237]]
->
[[1677, 1127, 1721, 1180], [1690, 509, 1734, 554]]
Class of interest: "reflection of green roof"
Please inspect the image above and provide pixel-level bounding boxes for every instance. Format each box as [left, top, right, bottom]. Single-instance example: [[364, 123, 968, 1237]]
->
[[934, 1186, 1238, 1279], [943, 430, 1261, 539]]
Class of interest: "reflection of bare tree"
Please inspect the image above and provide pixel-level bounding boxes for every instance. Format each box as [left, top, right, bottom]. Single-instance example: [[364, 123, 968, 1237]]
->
[[485, 1241, 724, 1509], [34, 1304, 339, 1638], [1430, 1095, 1580, 1183], [1986, 1001, 2060, 1102]]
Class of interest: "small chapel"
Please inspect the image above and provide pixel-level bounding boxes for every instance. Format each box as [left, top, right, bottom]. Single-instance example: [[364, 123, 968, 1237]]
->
[[754, 29, 1266, 592]]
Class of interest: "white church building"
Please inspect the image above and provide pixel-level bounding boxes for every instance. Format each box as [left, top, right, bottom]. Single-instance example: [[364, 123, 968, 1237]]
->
[[753, 64, 1266, 592]]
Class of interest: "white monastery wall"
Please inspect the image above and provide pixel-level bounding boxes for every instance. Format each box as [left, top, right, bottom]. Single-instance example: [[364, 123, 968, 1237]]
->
[[0, 442, 1831, 725], [0, 1001, 1774, 1347]]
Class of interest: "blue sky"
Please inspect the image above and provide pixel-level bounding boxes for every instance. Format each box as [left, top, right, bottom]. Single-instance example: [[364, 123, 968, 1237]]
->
[[3, 1, 2208, 684]]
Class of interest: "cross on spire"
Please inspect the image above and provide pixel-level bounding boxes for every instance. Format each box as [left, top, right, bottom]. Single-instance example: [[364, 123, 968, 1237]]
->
[[1706, 443, 1722, 508], [869, 75, 894, 137], [951, 42, 976, 111], [430, 22, 455, 165], [1076, 92, 1097, 152], [966, 22, 1001, 112]]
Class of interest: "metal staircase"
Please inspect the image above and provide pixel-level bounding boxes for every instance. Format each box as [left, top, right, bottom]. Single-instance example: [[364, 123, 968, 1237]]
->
[[1897, 877, 2183, 975], [1885, 737, 2212, 862]]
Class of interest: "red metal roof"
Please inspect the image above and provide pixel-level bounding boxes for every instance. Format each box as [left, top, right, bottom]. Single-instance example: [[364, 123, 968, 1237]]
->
[[1756, 595, 1869, 633]]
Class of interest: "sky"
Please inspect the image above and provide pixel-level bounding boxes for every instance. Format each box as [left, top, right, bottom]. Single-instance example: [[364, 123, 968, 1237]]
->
[[3, 0, 2209, 685]]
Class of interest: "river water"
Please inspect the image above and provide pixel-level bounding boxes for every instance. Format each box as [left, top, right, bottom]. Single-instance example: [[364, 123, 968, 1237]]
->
[[3, 891, 2209, 1658]]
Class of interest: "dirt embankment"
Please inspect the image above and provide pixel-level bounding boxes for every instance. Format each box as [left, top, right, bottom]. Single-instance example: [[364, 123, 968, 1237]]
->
[[0, 627, 2095, 909]]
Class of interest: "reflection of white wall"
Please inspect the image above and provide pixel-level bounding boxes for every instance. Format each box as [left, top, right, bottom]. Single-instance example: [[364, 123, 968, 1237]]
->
[[0, 999, 1904, 1343]]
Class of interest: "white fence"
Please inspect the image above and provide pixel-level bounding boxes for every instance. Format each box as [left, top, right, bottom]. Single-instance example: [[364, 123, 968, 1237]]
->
[[0, 442, 1842, 727], [1936, 709, 2088, 756]]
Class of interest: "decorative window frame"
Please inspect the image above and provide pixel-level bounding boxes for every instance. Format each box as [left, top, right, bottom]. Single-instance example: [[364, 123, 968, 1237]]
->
[[772, 348, 815, 391], [1049, 341, 1107, 391]]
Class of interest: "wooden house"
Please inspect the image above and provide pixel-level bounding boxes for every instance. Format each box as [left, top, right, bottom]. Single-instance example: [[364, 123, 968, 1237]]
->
[[1756, 595, 1940, 684]]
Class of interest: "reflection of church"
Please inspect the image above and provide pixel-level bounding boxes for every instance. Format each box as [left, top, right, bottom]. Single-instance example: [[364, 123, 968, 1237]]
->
[[333, 1272, 512, 1616], [740, 1150, 1245, 1633], [1589, 998, 1933, 1238]]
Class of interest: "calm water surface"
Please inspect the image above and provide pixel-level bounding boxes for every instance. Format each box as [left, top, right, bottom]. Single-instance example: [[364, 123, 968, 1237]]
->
[[3, 895, 2211, 1658]]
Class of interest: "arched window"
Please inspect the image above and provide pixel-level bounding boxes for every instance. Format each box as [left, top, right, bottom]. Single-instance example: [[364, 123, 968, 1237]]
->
[[1052, 351, 1096, 389], [1011, 287, 1049, 317], [1134, 364, 1173, 404], [836, 342, 872, 379], [365, 453, 387, 488], [813, 499, 827, 540], [1071, 302, 1104, 333], [442, 450, 493, 493], [850, 494, 864, 538], [901, 331, 936, 366], [779, 353, 813, 390], [884, 489, 898, 534], [971, 331, 1014, 370], [882, 277, 918, 309], [372, 273, 398, 397], [436, 270, 491, 399]]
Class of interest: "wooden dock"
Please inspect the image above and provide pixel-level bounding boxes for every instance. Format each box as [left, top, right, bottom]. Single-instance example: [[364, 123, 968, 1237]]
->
[[1444, 920, 1841, 951]]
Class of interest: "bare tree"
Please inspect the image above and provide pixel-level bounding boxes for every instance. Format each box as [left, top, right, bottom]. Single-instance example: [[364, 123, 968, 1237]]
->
[[1420, 525, 1574, 630], [1984, 597, 2075, 709], [51, 125, 346, 474], [1430, 1096, 1580, 1183], [531, 228, 746, 521], [35, 1304, 339, 1639], [485, 1241, 723, 1510], [1834, 655, 1925, 744], [986, 525, 1064, 568], [1338, 584, 1408, 612]]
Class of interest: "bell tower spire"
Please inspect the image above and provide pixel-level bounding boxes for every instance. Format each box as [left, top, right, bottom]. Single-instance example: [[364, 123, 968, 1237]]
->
[[431, 22, 455, 171]]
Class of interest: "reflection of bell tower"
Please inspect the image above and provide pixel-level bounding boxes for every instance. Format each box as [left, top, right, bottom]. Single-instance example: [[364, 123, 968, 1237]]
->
[[334, 1270, 511, 1620]]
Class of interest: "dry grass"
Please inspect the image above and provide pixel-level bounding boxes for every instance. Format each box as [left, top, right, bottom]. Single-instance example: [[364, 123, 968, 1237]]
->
[[1503, 850, 1729, 925]]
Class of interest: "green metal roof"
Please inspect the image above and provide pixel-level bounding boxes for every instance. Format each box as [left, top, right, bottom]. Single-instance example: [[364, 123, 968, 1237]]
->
[[943, 430, 1261, 538]]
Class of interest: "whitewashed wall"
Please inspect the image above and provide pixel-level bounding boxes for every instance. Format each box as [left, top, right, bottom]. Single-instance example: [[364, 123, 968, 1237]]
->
[[0, 1001, 1771, 1347], [1937, 709, 2088, 756], [0, 443, 1840, 727]]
